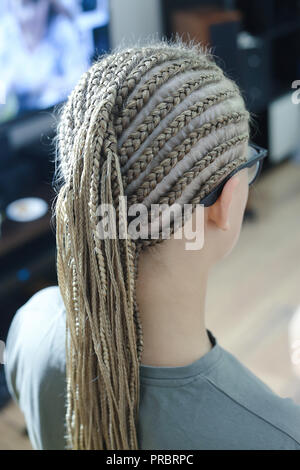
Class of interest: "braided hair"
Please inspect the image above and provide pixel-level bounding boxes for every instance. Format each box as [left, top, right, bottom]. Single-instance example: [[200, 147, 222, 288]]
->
[[54, 39, 250, 450]]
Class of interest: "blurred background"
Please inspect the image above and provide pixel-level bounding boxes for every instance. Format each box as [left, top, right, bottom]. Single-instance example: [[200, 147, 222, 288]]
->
[[0, 0, 300, 449]]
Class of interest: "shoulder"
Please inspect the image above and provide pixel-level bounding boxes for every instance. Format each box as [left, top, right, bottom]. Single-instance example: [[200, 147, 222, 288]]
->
[[19, 285, 65, 311], [6, 285, 65, 353], [4, 286, 67, 449], [5, 285, 66, 380], [205, 345, 300, 449]]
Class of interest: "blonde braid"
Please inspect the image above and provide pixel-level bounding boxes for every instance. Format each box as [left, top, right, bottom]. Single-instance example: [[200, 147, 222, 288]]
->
[[54, 39, 250, 450]]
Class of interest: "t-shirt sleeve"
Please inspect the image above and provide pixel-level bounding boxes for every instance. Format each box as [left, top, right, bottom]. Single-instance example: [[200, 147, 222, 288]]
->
[[4, 286, 67, 450]]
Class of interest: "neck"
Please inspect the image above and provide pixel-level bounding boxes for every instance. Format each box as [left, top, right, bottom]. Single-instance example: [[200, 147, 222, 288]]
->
[[136, 241, 212, 367]]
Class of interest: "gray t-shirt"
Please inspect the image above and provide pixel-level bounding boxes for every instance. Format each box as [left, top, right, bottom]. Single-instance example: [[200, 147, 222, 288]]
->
[[4, 286, 300, 450]]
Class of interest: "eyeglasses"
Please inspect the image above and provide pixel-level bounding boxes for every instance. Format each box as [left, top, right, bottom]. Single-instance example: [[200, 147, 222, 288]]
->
[[200, 142, 268, 207]]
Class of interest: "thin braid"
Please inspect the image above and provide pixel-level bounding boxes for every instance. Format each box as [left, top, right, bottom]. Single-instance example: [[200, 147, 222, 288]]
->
[[158, 133, 249, 206], [115, 57, 219, 136], [128, 112, 248, 205], [137, 153, 247, 248], [114, 48, 197, 113], [56, 49, 152, 186], [118, 71, 225, 164], [54, 40, 250, 450], [123, 90, 241, 188]]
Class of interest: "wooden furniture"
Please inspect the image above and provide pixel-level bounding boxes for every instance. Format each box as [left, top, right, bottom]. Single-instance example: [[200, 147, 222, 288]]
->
[[0, 183, 57, 339], [0, 184, 55, 258]]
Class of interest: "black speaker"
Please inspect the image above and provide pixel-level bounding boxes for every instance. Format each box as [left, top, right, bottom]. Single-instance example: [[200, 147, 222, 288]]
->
[[237, 38, 271, 113], [210, 19, 241, 79], [0, 132, 12, 170], [0, 160, 38, 208]]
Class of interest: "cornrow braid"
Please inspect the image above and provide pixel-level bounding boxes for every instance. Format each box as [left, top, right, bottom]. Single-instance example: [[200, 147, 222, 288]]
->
[[127, 112, 248, 205], [158, 133, 250, 206], [115, 57, 220, 136], [118, 71, 225, 165], [113, 46, 216, 114], [137, 153, 248, 248], [54, 39, 250, 450], [122, 88, 237, 187]]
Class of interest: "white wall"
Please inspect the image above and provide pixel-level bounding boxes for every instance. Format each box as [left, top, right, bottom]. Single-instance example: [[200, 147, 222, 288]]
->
[[269, 92, 300, 163], [109, 0, 163, 49]]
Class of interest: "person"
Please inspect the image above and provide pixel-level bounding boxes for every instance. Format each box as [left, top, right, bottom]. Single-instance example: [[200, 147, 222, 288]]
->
[[0, 0, 91, 118], [4, 40, 300, 450]]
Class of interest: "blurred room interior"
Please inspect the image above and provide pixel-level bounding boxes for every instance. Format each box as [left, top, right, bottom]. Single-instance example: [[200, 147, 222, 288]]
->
[[0, 0, 300, 449]]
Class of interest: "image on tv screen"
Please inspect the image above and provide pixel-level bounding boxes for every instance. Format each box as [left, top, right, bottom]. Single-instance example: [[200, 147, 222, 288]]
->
[[0, 0, 110, 124]]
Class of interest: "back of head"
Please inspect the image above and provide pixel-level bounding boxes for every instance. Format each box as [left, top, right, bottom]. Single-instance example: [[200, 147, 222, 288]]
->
[[54, 38, 250, 449]]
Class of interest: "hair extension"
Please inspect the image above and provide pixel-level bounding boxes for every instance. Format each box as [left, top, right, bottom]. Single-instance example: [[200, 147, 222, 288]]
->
[[53, 38, 250, 450]]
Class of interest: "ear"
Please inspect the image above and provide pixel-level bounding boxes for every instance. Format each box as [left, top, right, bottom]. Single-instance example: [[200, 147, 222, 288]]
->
[[207, 174, 240, 231]]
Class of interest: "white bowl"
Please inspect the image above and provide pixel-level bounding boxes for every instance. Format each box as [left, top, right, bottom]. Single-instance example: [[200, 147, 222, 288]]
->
[[6, 197, 48, 222]]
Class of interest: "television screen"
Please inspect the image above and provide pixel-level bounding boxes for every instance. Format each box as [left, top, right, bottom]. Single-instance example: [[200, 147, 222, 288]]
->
[[0, 0, 110, 124]]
